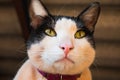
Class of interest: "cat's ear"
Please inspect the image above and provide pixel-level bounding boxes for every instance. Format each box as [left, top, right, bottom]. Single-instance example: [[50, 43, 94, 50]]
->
[[29, 0, 50, 29], [78, 2, 100, 32]]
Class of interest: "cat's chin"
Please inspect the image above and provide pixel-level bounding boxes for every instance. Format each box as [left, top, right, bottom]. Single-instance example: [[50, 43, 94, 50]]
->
[[37, 61, 82, 75], [55, 57, 75, 64]]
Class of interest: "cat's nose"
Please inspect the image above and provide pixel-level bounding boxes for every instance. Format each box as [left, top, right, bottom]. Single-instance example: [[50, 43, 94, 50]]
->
[[60, 44, 74, 56]]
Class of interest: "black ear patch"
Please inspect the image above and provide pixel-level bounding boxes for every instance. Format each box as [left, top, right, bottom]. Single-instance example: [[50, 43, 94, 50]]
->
[[78, 2, 100, 32]]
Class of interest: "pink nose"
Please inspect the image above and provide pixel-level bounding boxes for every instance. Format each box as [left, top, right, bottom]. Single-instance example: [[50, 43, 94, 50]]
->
[[60, 44, 74, 56]]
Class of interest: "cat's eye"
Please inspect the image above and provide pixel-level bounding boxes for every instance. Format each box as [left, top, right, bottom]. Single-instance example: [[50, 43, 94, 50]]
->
[[75, 30, 86, 39], [44, 28, 56, 37]]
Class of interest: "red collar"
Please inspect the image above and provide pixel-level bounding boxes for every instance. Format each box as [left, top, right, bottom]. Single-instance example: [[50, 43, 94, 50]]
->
[[38, 70, 81, 80]]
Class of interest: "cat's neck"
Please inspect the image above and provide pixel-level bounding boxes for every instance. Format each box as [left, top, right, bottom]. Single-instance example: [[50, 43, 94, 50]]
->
[[38, 69, 81, 80]]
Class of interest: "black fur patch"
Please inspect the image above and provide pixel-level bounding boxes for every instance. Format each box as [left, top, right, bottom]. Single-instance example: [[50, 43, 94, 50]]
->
[[27, 16, 95, 49]]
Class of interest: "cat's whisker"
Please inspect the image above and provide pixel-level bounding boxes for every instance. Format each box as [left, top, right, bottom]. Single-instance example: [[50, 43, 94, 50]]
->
[[16, 49, 27, 54], [15, 44, 27, 54], [17, 50, 27, 54], [30, 54, 42, 58], [93, 57, 101, 69], [53, 9, 58, 16], [15, 56, 28, 68], [73, 8, 78, 17], [56, 4, 66, 16], [29, 49, 59, 52]]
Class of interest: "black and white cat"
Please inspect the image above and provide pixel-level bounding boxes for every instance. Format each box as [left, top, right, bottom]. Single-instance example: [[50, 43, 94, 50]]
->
[[14, 0, 100, 80]]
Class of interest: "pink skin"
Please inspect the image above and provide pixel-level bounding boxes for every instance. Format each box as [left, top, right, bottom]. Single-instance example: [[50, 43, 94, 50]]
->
[[59, 43, 74, 61], [55, 43, 75, 64]]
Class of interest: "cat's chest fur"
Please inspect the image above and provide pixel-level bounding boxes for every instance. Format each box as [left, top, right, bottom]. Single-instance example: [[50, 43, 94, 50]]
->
[[14, 0, 100, 80]]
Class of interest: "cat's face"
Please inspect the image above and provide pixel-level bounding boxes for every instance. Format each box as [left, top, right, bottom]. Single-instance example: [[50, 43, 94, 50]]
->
[[27, 0, 100, 75]]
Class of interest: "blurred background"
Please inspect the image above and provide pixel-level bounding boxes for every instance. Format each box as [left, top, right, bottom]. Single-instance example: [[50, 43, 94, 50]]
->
[[0, 0, 120, 80]]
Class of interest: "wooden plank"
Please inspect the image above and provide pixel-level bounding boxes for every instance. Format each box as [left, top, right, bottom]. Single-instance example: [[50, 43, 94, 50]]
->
[[92, 68, 120, 80], [42, 0, 120, 5]]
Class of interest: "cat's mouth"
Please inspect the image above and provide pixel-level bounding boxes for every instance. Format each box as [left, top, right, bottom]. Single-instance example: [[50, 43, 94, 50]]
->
[[55, 57, 75, 64]]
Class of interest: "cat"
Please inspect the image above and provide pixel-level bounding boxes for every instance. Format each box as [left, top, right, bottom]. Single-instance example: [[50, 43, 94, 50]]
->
[[14, 0, 100, 80]]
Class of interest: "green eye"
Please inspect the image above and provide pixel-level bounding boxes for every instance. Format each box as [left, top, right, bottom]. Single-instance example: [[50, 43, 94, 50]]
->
[[45, 28, 56, 37], [75, 30, 86, 39]]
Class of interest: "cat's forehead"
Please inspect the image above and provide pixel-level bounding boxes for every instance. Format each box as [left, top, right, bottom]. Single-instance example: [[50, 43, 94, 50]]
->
[[53, 16, 84, 30], [55, 17, 77, 31]]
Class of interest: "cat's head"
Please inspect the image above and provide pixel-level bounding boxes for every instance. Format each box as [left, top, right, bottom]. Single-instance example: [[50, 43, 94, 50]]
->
[[27, 0, 100, 75]]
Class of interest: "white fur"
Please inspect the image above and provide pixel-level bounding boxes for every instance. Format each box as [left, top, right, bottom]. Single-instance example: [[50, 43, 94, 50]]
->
[[27, 18, 95, 75], [32, 0, 48, 16]]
